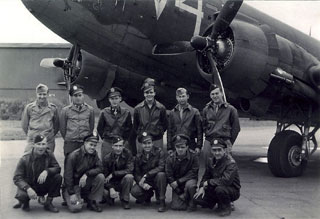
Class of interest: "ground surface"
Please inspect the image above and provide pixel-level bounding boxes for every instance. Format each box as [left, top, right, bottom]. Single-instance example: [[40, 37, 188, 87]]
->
[[1, 125, 320, 219]]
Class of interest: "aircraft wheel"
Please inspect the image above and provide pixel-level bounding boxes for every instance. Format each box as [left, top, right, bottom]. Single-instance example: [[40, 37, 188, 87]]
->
[[267, 130, 307, 177]]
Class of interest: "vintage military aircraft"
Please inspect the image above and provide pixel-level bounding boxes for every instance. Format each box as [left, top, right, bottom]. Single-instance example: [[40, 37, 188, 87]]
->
[[21, 0, 320, 177]]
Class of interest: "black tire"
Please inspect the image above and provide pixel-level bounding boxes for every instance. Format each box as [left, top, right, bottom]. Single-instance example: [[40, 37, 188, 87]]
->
[[267, 130, 307, 177]]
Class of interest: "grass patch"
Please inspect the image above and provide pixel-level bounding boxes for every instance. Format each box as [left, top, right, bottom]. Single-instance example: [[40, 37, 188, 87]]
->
[[0, 120, 26, 140]]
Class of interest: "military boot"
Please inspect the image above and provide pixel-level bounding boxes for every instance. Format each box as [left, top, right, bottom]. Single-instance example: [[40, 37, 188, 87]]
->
[[44, 197, 59, 213], [87, 200, 102, 212], [22, 200, 30, 212], [218, 203, 231, 217], [13, 201, 22, 209], [158, 200, 166, 212]]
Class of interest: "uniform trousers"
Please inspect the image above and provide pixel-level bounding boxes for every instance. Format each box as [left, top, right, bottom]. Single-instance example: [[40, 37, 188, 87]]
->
[[171, 179, 197, 210], [15, 174, 62, 202], [63, 173, 105, 212], [104, 174, 134, 202], [194, 184, 240, 208], [131, 172, 167, 201]]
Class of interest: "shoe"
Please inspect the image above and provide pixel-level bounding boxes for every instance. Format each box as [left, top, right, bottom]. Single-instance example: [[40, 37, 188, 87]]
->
[[87, 200, 102, 212], [107, 198, 115, 206], [157, 200, 166, 212], [143, 198, 151, 206], [135, 199, 144, 204], [44, 197, 59, 213], [121, 200, 131, 209], [38, 196, 46, 205], [187, 202, 197, 212], [13, 201, 22, 209], [22, 201, 30, 212], [218, 205, 231, 217]]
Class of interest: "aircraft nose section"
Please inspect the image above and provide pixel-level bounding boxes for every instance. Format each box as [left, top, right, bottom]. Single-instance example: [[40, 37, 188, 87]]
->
[[21, 0, 50, 15]]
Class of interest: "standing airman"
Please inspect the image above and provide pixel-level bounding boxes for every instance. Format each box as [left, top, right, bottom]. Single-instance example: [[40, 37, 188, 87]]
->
[[21, 84, 59, 152], [97, 87, 132, 159], [133, 78, 167, 155], [167, 88, 203, 155]]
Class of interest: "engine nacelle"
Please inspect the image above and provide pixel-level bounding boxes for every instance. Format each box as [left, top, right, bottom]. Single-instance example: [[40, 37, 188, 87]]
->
[[221, 20, 273, 99], [72, 50, 116, 100]]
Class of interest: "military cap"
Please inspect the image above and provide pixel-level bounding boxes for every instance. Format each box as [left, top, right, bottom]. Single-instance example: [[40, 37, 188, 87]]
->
[[83, 132, 99, 143], [209, 84, 221, 92], [36, 83, 49, 93], [173, 134, 190, 146], [210, 138, 227, 148], [141, 78, 155, 92], [69, 85, 84, 96], [34, 134, 46, 144], [107, 87, 122, 98], [176, 87, 188, 96], [138, 131, 153, 143], [112, 135, 124, 144]]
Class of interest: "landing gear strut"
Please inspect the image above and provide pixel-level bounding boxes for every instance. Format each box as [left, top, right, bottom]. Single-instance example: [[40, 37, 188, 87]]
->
[[267, 107, 319, 177]]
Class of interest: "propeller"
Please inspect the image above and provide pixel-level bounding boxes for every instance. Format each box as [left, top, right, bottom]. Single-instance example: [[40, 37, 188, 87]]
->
[[40, 44, 81, 90], [152, 0, 243, 102]]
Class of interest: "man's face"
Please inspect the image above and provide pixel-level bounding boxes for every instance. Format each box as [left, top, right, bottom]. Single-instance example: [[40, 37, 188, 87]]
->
[[142, 139, 153, 153], [112, 141, 124, 155], [144, 88, 155, 102], [109, 95, 122, 108], [175, 144, 188, 156], [211, 146, 226, 160], [176, 93, 189, 106], [72, 92, 84, 105], [36, 92, 48, 103], [210, 88, 223, 104], [33, 138, 48, 156], [84, 140, 98, 154]]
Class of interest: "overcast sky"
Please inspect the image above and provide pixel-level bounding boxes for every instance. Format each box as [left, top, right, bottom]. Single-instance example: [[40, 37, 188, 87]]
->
[[0, 0, 320, 43]]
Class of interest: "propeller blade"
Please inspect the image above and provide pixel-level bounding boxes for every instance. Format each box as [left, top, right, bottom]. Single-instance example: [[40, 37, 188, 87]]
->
[[40, 58, 65, 68], [57, 82, 67, 86], [152, 41, 194, 55], [207, 52, 226, 102], [210, 0, 243, 40]]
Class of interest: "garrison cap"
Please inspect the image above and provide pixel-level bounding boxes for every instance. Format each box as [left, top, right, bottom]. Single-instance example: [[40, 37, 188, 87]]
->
[[173, 134, 190, 146], [34, 134, 46, 144], [176, 88, 188, 96], [138, 131, 153, 143], [209, 84, 221, 92], [36, 83, 49, 93], [141, 78, 155, 92], [83, 132, 99, 143], [69, 85, 84, 96], [107, 87, 122, 98], [112, 135, 124, 144], [210, 138, 227, 148]]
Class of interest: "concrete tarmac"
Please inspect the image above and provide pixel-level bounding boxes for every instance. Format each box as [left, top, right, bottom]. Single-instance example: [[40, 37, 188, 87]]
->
[[1, 126, 320, 219]]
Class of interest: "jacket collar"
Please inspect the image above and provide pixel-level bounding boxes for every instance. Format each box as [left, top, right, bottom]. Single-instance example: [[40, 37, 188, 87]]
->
[[105, 106, 122, 114], [111, 148, 128, 159], [206, 101, 228, 108], [71, 103, 87, 112], [140, 100, 162, 109], [174, 103, 192, 111]]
